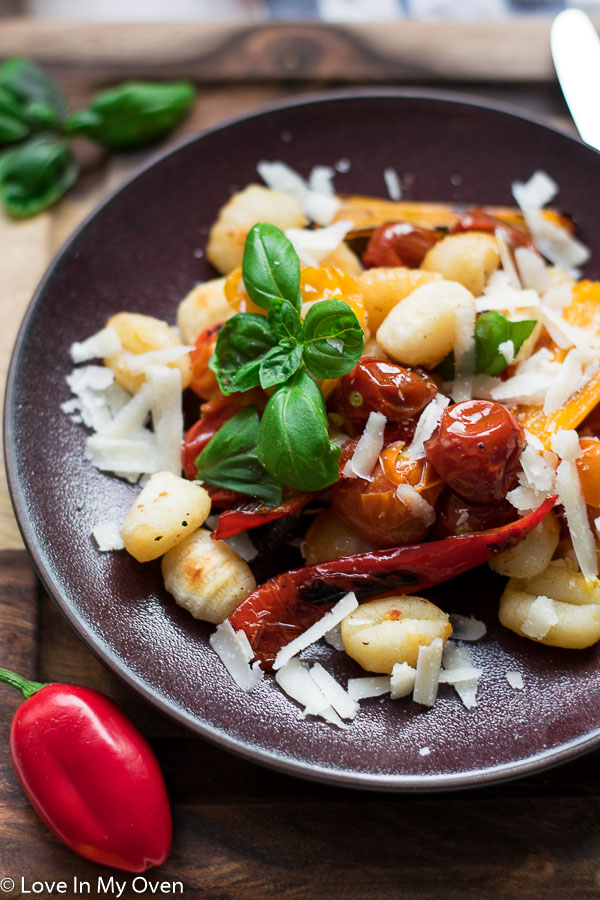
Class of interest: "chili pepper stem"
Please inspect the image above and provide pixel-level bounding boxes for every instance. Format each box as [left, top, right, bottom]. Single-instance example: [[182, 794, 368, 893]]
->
[[0, 667, 47, 700]]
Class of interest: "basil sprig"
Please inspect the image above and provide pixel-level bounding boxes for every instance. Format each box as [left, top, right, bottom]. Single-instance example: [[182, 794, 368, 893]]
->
[[212, 224, 365, 396], [0, 57, 196, 217], [194, 407, 283, 506], [438, 311, 537, 380], [206, 223, 362, 496], [258, 368, 340, 491]]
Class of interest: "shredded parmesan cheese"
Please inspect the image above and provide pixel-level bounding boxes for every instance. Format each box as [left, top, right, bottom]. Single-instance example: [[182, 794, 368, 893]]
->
[[383, 166, 402, 201], [412, 638, 444, 707], [209, 620, 264, 693], [275, 658, 347, 728], [442, 642, 480, 710], [407, 394, 450, 460], [522, 595, 559, 640], [395, 483, 435, 527], [70, 326, 122, 363], [347, 676, 390, 701], [285, 220, 353, 266], [506, 671, 524, 690], [390, 662, 416, 699], [449, 614, 487, 642], [308, 663, 359, 720], [272, 592, 359, 670], [91, 520, 125, 552], [495, 227, 521, 290], [555, 458, 598, 580], [342, 411, 386, 481]]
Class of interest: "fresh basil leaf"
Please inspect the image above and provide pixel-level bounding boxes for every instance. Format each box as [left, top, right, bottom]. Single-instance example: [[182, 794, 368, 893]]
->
[[242, 223, 301, 312], [195, 407, 283, 506], [259, 344, 303, 390], [0, 86, 30, 143], [0, 58, 68, 121], [258, 368, 340, 492], [210, 313, 276, 394], [268, 299, 303, 345], [64, 81, 195, 149], [0, 134, 78, 218], [302, 298, 365, 379], [475, 311, 536, 376]]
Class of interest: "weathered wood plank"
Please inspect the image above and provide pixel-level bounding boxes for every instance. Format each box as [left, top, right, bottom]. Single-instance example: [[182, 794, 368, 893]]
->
[[0, 19, 561, 84]]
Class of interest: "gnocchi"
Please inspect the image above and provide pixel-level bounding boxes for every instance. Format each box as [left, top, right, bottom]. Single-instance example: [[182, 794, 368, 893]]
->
[[499, 563, 600, 649], [121, 472, 211, 562], [421, 232, 500, 296], [177, 277, 232, 345], [105, 312, 192, 394], [376, 279, 475, 368], [341, 596, 452, 674], [161, 528, 256, 624], [207, 184, 306, 274]]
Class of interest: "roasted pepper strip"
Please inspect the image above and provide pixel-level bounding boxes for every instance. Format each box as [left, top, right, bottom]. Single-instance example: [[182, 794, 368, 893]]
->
[[230, 497, 555, 667], [213, 491, 316, 540]]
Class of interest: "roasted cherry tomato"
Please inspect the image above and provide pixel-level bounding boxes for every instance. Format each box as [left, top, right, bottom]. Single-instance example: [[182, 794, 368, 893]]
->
[[449, 208, 536, 250], [576, 438, 600, 507], [333, 442, 443, 547], [334, 357, 438, 427], [433, 489, 518, 538], [425, 400, 524, 505], [362, 221, 440, 269], [189, 323, 221, 399], [300, 265, 366, 329]]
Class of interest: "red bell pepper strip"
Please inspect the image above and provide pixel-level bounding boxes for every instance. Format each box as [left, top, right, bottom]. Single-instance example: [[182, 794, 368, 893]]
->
[[230, 496, 555, 667], [0, 669, 172, 872], [213, 491, 317, 540]]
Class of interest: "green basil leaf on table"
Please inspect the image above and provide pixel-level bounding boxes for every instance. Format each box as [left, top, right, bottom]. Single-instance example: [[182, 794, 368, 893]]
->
[[209, 313, 276, 395], [302, 298, 365, 379], [259, 344, 303, 390], [258, 368, 341, 492], [0, 58, 68, 122], [194, 407, 283, 507], [0, 134, 78, 218], [242, 223, 301, 312], [475, 311, 537, 376], [64, 81, 196, 149], [0, 86, 30, 143]]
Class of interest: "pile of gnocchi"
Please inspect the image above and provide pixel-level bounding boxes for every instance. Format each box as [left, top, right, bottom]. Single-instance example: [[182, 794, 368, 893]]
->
[[65, 163, 600, 721]]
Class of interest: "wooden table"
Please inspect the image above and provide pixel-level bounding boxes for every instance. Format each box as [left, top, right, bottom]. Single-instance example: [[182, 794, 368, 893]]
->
[[1, 19, 599, 900]]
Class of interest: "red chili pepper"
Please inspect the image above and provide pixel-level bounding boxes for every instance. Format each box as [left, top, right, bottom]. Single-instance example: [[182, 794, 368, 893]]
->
[[1, 669, 172, 872], [230, 497, 555, 667], [213, 491, 317, 539]]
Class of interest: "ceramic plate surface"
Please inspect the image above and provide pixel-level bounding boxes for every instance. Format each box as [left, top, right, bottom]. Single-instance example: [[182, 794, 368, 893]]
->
[[6, 90, 600, 790]]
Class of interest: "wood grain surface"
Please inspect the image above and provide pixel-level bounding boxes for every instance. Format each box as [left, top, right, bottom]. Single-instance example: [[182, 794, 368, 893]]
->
[[0, 20, 598, 900]]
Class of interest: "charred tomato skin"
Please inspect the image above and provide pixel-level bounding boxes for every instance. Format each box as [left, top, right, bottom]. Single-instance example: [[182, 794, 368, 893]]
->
[[425, 399, 524, 505]]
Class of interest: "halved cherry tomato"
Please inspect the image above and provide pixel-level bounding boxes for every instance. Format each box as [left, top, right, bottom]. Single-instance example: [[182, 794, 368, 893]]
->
[[362, 221, 441, 269], [189, 323, 221, 399], [433, 489, 518, 538], [300, 265, 366, 329], [224, 266, 265, 316], [333, 443, 443, 547], [450, 208, 536, 251], [576, 438, 600, 508], [425, 400, 524, 505], [334, 357, 437, 427]]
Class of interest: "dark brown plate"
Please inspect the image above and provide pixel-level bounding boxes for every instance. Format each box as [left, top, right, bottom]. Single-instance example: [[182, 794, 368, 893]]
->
[[6, 90, 600, 790]]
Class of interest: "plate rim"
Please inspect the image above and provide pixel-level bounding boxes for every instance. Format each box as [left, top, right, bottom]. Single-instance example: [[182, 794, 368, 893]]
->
[[5, 86, 600, 792]]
